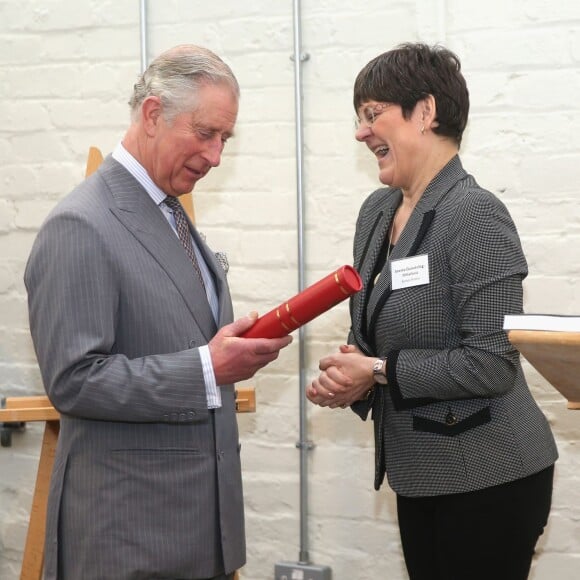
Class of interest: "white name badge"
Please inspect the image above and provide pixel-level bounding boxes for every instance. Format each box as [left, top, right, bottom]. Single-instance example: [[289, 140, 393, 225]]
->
[[391, 254, 430, 290]]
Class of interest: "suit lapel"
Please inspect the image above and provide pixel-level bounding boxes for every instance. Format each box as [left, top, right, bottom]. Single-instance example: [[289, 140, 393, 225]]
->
[[99, 156, 218, 341], [358, 155, 467, 350], [351, 193, 400, 355]]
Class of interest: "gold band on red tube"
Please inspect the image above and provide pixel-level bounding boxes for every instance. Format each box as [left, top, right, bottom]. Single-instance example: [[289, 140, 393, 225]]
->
[[276, 308, 291, 332], [335, 272, 349, 295], [285, 302, 301, 326]]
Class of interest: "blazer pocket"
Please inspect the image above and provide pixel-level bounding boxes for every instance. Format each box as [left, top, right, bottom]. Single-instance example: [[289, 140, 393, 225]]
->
[[111, 447, 201, 455], [413, 406, 491, 437]]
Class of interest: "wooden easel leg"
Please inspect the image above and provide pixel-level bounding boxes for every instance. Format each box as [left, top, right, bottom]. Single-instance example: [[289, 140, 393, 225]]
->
[[20, 420, 59, 580]]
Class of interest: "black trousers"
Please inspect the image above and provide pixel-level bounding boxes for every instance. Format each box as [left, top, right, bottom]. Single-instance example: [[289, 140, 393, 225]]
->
[[397, 465, 554, 580]]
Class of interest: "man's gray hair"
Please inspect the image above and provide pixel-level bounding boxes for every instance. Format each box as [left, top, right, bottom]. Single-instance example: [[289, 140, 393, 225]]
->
[[129, 45, 240, 123]]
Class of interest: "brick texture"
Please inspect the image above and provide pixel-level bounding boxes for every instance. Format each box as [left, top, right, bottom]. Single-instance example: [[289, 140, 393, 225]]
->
[[1, 1, 579, 579]]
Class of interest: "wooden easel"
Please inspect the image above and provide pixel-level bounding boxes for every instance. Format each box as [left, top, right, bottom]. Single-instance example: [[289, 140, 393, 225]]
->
[[0, 397, 59, 578], [508, 330, 580, 410], [0, 148, 250, 580]]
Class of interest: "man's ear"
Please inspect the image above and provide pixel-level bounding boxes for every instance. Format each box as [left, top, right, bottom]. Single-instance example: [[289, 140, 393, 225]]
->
[[141, 96, 163, 136], [421, 94, 439, 129]]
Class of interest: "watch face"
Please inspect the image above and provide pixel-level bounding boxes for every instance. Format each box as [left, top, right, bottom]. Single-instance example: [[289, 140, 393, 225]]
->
[[373, 359, 387, 384]]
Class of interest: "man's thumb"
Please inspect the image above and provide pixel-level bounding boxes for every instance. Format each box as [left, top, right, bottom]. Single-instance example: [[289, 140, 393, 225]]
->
[[228, 312, 259, 337]]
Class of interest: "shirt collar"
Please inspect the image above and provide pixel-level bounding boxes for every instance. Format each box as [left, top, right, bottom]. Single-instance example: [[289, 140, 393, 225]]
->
[[112, 142, 167, 207]]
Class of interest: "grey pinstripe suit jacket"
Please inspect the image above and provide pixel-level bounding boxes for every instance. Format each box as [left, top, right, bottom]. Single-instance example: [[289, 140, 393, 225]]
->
[[350, 156, 558, 497], [24, 156, 245, 579]]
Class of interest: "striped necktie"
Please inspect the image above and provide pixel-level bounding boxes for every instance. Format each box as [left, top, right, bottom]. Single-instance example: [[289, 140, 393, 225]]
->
[[164, 196, 206, 291]]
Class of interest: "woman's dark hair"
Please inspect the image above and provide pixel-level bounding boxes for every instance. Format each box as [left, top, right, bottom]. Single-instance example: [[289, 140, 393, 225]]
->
[[353, 43, 469, 145]]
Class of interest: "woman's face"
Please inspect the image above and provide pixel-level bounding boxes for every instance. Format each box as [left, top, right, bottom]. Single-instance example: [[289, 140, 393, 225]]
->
[[355, 100, 424, 189]]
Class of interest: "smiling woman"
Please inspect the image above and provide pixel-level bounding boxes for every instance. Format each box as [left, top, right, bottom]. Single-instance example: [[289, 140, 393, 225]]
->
[[352, 44, 467, 209], [307, 42, 558, 580]]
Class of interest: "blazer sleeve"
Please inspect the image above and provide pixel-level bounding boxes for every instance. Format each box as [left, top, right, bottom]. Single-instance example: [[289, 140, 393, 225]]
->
[[388, 190, 528, 409], [25, 207, 210, 423]]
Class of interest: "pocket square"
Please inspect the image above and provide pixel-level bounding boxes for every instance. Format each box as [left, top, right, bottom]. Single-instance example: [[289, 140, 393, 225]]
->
[[215, 251, 229, 274]]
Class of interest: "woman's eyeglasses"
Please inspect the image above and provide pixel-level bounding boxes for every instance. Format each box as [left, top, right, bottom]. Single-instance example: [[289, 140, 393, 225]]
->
[[355, 103, 392, 130]]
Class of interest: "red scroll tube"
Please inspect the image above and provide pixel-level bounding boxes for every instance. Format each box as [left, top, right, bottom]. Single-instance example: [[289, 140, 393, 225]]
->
[[241, 265, 363, 339]]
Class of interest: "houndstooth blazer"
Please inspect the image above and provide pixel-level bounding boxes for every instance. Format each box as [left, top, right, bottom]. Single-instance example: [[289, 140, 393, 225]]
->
[[350, 155, 558, 497], [25, 156, 245, 579]]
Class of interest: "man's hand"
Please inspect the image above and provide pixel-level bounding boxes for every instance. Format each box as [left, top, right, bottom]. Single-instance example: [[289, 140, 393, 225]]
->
[[307, 344, 376, 408], [209, 313, 293, 385]]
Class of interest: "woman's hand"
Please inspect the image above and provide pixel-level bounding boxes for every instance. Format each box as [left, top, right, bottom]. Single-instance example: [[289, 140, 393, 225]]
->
[[307, 344, 377, 409]]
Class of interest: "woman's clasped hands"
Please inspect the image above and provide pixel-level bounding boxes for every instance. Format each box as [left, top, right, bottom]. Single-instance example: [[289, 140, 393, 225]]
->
[[307, 344, 376, 409]]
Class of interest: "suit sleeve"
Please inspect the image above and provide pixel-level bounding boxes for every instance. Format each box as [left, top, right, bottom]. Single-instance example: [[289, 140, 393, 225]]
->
[[24, 208, 210, 423], [388, 191, 527, 409]]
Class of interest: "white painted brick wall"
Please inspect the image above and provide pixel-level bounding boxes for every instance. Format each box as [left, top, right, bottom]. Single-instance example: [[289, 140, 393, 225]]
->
[[1, 1, 579, 578]]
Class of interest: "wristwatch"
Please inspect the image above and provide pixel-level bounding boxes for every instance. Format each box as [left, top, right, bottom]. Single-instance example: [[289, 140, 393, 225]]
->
[[372, 358, 388, 384]]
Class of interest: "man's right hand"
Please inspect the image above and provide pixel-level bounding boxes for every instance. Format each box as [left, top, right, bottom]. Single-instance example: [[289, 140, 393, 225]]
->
[[208, 313, 293, 385]]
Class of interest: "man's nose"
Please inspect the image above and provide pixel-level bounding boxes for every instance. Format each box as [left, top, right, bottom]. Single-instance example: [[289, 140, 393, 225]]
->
[[202, 137, 224, 167]]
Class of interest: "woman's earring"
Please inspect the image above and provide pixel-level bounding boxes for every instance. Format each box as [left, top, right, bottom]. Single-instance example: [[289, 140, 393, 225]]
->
[[420, 125, 425, 134]]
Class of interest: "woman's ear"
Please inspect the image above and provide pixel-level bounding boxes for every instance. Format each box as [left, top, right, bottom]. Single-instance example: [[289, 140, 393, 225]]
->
[[421, 94, 439, 129]]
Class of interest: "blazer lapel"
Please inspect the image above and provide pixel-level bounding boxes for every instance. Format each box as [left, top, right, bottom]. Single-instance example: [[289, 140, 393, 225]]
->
[[351, 192, 401, 355], [100, 157, 218, 341], [360, 155, 467, 349]]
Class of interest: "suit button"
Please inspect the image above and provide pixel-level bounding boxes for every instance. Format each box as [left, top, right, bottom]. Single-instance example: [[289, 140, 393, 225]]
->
[[189, 339, 197, 347], [445, 411, 458, 426]]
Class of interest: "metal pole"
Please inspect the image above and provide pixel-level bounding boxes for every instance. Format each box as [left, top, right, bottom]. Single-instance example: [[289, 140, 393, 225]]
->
[[139, 0, 149, 73], [291, 0, 311, 565]]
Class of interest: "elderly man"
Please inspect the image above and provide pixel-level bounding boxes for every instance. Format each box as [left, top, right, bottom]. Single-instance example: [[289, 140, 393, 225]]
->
[[25, 45, 291, 580]]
